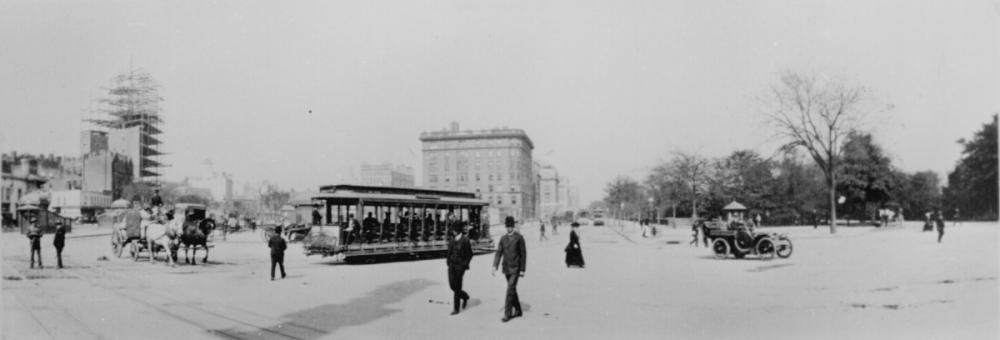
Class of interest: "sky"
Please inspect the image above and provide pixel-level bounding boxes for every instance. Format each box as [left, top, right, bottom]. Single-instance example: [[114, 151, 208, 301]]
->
[[1, 0, 997, 204]]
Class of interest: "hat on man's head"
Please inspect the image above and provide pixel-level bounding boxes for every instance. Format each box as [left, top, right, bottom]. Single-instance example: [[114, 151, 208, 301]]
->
[[30, 216, 38, 222], [504, 216, 516, 227]]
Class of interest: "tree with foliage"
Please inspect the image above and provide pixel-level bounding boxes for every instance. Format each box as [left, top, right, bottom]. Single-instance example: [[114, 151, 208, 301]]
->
[[763, 72, 872, 233], [894, 170, 941, 219], [944, 114, 998, 220], [603, 176, 645, 220], [705, 150, 776, 215], [837, 131, 895, 223], [769, 151, 827, 224]]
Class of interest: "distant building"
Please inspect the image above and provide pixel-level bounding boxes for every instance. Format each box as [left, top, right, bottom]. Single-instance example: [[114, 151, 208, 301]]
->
[[82, 151, 133, 199], [50, 189, 111, 219], [360, 163, 415, 188], [81, 130, 109, 155], [185, 172, 234, 202], [1, 155, 47, 215], [419, 122, 536, 221], [539, 165, 560, 219], [108, 125, 163, 183]]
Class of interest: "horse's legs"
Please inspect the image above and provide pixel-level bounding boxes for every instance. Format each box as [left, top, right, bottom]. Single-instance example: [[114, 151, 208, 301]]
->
[[202, 243, 209, 264]]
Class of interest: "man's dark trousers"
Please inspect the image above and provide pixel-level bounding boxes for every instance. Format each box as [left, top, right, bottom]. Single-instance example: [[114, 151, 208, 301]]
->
[[29, 238, 42, 268], [271, 253, 286, 279], [448, 266, 469, 308], [504, 273, 522, 317]]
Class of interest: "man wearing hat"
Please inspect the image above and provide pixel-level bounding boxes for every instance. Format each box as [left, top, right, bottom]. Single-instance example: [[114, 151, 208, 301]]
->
[[493, 216, 526, 322], [446, 224, 473, 315], [54, 221, 66, 268], [27, 217, 43, 269], [268, 226, 288, 280]]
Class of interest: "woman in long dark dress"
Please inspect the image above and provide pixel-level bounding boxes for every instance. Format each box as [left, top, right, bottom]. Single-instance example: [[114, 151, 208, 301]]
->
[[565, 222, 585, 267]]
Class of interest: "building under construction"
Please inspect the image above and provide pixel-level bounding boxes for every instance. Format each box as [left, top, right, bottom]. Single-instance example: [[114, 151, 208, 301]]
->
[[86, 69, 165, 184]]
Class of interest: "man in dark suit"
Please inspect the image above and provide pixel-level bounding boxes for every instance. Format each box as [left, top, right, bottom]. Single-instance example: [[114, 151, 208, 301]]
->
[[447, 224, 473, 315], [492, 216, 526, 322], [53, 221, 66, 268], [27, 217, 43, 269], [268, 226, 287, 280]]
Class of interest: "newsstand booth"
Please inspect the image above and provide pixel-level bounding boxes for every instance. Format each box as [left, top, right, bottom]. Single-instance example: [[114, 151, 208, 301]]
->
[[17, 205, 72, 234]]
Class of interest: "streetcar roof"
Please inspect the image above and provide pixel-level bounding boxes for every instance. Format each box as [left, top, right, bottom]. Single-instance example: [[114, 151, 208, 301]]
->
[[313, 185, 487, 206]]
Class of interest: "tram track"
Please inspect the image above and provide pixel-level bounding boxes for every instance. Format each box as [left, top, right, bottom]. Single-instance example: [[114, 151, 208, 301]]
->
[[61, 262, 326, 340]]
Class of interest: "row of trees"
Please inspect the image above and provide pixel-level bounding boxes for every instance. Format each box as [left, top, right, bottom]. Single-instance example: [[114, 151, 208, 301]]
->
[[603, 72, 998, 232]]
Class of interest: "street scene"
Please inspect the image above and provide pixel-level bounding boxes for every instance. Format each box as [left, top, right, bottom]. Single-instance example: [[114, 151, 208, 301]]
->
[[2, 1, 998, 340]]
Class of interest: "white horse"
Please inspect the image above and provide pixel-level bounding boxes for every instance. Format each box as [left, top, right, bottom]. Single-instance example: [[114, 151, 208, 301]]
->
[[142, 214, 181, 266]]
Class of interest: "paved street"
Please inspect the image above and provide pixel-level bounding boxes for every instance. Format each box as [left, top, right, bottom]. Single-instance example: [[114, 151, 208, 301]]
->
[[3, 221, 997, 339]]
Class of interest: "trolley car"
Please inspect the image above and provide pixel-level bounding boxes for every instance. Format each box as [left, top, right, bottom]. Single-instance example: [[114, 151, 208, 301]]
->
[[303, 185, 493, 263]]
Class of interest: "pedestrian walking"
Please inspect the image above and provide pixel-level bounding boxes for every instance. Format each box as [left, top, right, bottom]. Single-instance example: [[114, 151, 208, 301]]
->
[[446, 225, 473, 315], [689, 223, 700, 247], [552, 221, 558, 236], [54, 221, 66, 268], [565, 222, 585, 267], [493, 216, 526, 323], [952, 208, 960, 227], [268, 226, 287, 280], [539, 223, 548, 241], [754, 214, 762, 228], [700, 222, 709, 247], [27, 217, 42, 269], [935, 210, 946, 243]]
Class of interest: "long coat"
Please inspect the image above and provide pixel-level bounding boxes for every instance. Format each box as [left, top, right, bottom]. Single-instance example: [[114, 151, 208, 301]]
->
[[565, 230, 585, 266], [447, 235, 473, 270], [493, 232, 526, 275]]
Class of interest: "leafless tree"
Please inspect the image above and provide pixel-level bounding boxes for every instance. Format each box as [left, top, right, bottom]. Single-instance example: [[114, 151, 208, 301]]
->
[[763, 72, 870, 233]]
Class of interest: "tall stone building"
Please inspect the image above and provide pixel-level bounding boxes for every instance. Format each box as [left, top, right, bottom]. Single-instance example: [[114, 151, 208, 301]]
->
[[539, 165, 560, 219], [361, 163, 415, 188], [419, 122, 536, 221]]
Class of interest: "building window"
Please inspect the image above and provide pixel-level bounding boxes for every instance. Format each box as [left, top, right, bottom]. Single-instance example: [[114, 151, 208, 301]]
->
[[497, 197, 503, 205], [510, 186, 515, 192], [512, 197, 517, 205]]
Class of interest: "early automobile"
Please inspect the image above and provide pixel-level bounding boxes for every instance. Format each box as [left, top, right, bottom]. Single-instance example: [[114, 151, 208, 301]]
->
[[701, 201, 793, 260], [593, 219, 605, 226]]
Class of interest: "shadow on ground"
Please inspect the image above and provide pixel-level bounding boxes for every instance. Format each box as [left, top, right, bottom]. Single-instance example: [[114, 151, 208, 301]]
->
[[213, 278, 436, 339]]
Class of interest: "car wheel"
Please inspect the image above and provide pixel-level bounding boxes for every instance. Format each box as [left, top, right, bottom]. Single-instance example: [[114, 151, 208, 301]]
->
[[776, 239, 793, 258], [712, 239, 729, 259], [756, 238, 775, 260]]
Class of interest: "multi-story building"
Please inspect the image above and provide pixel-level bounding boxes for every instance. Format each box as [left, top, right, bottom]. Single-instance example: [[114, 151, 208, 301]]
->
[[1, 154, 47, 215], [81, 130, 109, 155], [360, 163, 415, 188], [108, 124, 162, 183], [185, 172, 234, 202], [420, 122, 536, 221], [539, 165, 560, 219]]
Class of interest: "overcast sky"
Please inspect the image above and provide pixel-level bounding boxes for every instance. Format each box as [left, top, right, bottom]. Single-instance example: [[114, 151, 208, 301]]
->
[[1, 1, 997, 204]]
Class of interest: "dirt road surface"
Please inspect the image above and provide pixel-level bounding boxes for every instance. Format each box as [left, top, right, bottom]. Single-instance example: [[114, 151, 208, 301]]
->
[[3, 221, 997, 339]]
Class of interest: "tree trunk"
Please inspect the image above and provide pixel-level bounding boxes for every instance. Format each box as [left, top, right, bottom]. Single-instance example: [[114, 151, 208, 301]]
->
[[828, 172, 838, 234], [692, 200, 698, 219], [672, 204, 677, 229]]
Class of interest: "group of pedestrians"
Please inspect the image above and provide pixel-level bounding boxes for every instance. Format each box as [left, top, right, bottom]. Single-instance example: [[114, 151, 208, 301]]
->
[[444, 216, 585, 323], [25, 217, 67, 269]]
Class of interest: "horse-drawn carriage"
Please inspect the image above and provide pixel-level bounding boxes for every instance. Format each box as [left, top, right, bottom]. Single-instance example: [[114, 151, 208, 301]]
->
[[107, 203, 216, 265], [701, 202, 793, 260]]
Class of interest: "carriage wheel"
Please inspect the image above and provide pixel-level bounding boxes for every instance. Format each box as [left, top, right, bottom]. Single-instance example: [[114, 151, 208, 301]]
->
[[776, 239, 794, 258], [712, 239, 729, 259], [756, 238, 776, 260]]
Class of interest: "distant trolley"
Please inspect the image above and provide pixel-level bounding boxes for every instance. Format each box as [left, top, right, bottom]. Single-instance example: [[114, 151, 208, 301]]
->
[[303, 185, 494, 263]]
